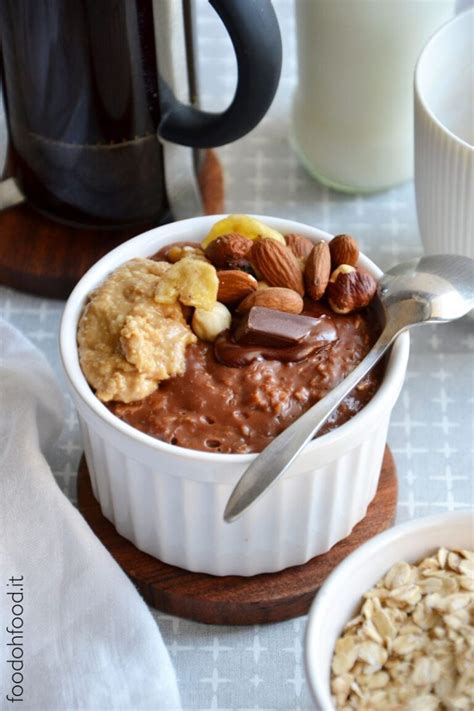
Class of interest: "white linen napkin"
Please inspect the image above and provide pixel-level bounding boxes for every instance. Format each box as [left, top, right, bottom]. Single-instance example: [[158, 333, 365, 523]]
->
[[0, 318, 181, 711]]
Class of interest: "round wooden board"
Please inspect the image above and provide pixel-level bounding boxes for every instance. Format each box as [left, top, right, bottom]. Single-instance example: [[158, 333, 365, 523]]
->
[[77, 446, 397, 626], [0, 149, 224, 299]]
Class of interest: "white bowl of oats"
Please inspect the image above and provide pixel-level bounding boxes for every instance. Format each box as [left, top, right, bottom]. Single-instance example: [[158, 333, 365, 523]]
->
[[305, 510, 474, 710]]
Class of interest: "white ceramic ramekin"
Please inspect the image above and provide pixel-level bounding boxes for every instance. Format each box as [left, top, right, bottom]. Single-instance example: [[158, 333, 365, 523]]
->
[[305, 510, 474, 710], [60, 215, 409, 576], [415, 8, 474, 258]]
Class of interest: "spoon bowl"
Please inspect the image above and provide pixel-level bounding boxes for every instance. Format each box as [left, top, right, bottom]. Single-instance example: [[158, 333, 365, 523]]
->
[[224, 254, 474, 523], [380, 254, 474, 324]]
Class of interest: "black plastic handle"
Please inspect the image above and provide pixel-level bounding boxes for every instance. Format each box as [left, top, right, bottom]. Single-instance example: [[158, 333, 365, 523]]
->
[[158, 0, 282, 148]]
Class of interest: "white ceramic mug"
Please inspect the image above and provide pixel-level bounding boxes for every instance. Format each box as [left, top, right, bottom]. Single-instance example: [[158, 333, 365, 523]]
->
[[291, 0, 455, 193], [415, 8, 474, 257]]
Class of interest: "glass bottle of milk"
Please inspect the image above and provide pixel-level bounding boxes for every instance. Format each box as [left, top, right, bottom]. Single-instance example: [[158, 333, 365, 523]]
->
[[291, 0, 455, 192]]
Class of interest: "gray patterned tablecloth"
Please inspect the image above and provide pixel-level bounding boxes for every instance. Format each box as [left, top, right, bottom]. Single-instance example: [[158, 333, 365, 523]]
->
[[1, 2, 473, 709]]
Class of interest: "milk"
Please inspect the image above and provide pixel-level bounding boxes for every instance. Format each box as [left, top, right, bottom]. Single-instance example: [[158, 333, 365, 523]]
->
[[292, 0, 455, 192]]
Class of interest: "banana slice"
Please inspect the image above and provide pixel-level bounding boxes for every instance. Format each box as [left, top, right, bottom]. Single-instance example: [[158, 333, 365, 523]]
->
[[155, 257, 218, 311], [201, 214, 285, 249]]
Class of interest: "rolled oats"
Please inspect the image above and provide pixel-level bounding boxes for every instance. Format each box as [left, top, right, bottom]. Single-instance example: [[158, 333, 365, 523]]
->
[[459, 575, 474, 592], [447, 552, 462, 572], [332, 635, 360, 675], [361, 620, 384, 645], [357, 641, 387, 667], [371, 599, 398, 640], [437, 548, 449, 569], [388, 584, 422, 607], [459, 558, 474, 576], [330, 548, 474, 710], [384, 561, 414, 589]]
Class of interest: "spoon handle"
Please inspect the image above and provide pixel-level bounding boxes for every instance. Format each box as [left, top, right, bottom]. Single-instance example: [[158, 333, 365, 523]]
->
[[223, 324, 400, 523]]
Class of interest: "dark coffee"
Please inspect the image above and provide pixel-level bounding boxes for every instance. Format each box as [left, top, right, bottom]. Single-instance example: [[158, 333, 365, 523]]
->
[[0, 0, 168, 227]]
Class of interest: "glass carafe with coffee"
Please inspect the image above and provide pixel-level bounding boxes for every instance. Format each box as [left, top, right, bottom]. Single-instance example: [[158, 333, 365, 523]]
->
[[0, 0, 282, 227]]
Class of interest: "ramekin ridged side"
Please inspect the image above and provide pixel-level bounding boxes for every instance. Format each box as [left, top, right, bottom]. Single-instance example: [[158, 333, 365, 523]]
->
[[60, 215, 409, 577], [76, 397, 391, 576], [414, 9, 474, 258]]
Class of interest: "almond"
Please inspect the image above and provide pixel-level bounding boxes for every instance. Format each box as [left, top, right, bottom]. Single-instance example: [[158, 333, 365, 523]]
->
[[304, 241, 331, 300], [250, 239, 304, 296], [329, 234, 359, 269], [205, 233, 253, 270], [217, 270, 257, 304], [327, 267, 377, 314], [285, 233, 314, 261], [237, 287, 304, 315]]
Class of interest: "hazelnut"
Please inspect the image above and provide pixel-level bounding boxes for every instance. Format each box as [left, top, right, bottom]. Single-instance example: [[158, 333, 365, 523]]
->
[[330, 264, 356, 281], [327, 266, 377, 314], [166, 244, 207, 263], [204, 233, 253, 270], [192, 302, 232, 342], [329, 234, 359, 269]]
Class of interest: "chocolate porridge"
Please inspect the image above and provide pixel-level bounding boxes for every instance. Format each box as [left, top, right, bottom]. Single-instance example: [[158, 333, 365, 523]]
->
[[78, 215, 383, 454], [109, 301, 381, 453]]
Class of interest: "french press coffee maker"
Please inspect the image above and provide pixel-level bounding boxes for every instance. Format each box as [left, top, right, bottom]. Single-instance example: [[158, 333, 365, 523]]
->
[[0, 0, 282, 227]]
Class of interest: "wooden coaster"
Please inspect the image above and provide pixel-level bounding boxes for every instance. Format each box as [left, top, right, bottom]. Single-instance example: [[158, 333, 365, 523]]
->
[[77, 446, 397, 625], [0, 149, 224, 299]]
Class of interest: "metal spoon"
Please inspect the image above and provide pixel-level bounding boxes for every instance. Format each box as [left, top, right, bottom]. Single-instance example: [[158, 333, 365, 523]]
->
[[224, 254, 474, 523]]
